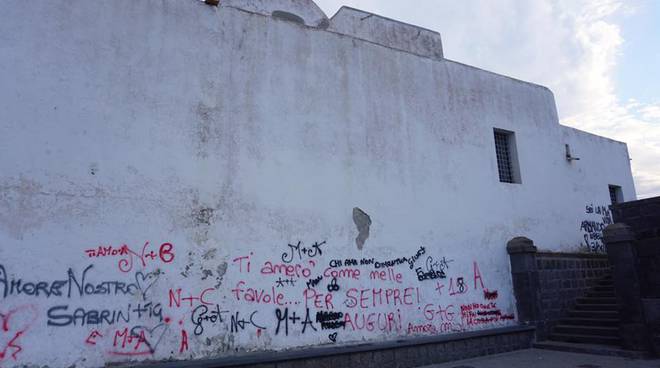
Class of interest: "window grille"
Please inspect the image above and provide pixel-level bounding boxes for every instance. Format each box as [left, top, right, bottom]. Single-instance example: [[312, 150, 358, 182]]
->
[[494, 130, 514, 183], [609, 185, 622, 205]]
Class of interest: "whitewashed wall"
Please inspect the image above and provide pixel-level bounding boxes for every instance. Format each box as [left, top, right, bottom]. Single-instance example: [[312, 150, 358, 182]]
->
[[0, 1, 635, 367]]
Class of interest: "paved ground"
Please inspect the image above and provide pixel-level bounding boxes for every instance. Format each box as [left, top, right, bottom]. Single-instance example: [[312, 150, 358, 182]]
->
[[418, 349, 660, 368]]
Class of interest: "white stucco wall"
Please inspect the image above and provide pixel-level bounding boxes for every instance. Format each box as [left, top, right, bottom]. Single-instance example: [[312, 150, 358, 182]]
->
[[0, 1, 635, 367]]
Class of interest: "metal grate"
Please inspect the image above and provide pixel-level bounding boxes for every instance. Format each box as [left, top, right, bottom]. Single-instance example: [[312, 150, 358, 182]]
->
[[494, 131, 514, 183], [609, 185, 619, 204]]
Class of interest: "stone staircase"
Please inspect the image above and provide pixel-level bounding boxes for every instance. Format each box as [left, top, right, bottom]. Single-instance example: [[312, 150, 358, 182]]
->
[[547, 273, 622, 346], [533, 272, 649, 358], [533, 273, 649, 359]]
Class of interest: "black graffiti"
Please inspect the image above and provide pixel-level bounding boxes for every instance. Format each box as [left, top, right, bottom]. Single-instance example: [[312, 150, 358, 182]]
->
[[191, 304, 229, 335], [315, 311, 345, 330], [134, 270, 160, 300], [580, 220, 606, 233], [281, 240, 326, 263], [329, 258, 375, 268], [449, 277, 467, 295], [426, 256, 453, 274], [415, 267, 445, 281], [457, 277, 466, 293], [0, 264, 140, 299], [275, 308, 317, 336], [327, 277, 340, 292], [47, 302, 162, 327], [585, 204, 612, 219], [373, 246, 426, 270], [306, 275, 323, 289], [275, 277, 297, 288], [581, 203, 613, 253], [230, 311, 266, 333], [416, 255, 452, 281]]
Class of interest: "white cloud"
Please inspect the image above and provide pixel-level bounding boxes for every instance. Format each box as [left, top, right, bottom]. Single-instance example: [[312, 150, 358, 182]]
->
[[315, 0, 660, 198]]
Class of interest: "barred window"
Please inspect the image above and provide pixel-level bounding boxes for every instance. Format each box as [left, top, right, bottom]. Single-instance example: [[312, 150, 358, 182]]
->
[[493, 129, 521, 184], [609, 185, 622, 204]]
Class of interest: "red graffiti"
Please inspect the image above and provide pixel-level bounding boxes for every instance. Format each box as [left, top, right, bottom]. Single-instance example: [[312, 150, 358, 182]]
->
[[84, 245, 130, 258], [261, 261, 312, 279], [434, 281, 445, 296], [232, 254, 253, 273], [342, 311, 402, 333], [85, 330, 103, 345], [369, 268, 403, 283], [232, 252, 254, 272], [448, 277, 468, 296], [231, 281, 286, 305], [113, 241, 175, 273], [423, 304, 456, 322], [483, 289, 498, 300], [0, 305, 38, 362], [407, 322, 437, 335], [168, 288, 214, 308], [460, 302, 514, 326], [323, 267, 360, 280], [303, 288, 335, 309], [343, 287, 421, 309], [179, 330, 188, 353], [108, 328, 152, 356], [473, 261, 484, 290]]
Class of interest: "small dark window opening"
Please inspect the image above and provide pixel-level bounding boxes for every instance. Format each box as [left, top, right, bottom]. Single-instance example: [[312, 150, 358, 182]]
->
[[271, 11, 305, 25], [494, 129, 521, 184], [609, 185, 623, 205]]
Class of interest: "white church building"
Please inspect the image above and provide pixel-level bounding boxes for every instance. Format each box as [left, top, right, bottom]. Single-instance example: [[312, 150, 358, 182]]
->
[[0, 1, 635, 367]]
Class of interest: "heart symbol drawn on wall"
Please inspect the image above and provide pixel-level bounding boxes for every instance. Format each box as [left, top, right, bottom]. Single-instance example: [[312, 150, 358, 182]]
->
[[328, 332, 338, 343], [0, 305, 38, 361], [135, 271, 160, 299], [130, 323, 169, 354]]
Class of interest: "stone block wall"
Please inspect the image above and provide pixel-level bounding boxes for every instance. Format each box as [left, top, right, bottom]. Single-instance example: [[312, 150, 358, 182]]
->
[[507, 237, 611, 340], [535, 252, 611, 338], [608, 196, 660, 354], [611, 196, 660, 238]]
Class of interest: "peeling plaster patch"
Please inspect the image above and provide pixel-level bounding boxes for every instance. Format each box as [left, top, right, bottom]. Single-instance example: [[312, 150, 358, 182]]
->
[[195, 103, 213, 159], [181, 263, 193, 278], [0, 177, 105, 240], [193, 207, 214, 226], [214, 261, 228, 289], [202, 248, 217, 260], [184, 199, 215, 245], [216, 261, 227, 277], [201, 269, 213, 280], [352, 207, 372, 250]]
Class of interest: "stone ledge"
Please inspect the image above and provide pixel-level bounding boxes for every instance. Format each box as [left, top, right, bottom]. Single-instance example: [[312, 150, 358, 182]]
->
[[535, 251, 608, 259], [124, 326, 534, 368]]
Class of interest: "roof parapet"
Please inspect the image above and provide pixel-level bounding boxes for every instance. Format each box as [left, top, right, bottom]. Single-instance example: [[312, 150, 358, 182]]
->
[[328, 6, 443, 60], [220, 0, 329, 28]]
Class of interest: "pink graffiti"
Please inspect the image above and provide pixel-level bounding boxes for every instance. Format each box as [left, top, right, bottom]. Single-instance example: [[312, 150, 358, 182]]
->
[[0, 305, 38, 362]]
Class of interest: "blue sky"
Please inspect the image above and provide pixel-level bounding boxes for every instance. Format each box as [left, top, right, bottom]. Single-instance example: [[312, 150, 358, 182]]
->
[[617, 0, 660, 104], [315, 0, 660, 199]]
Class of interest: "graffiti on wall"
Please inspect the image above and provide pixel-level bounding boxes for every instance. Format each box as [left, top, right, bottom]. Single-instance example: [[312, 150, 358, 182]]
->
[[580, 204, 613, 252], [0, 238, 515, 365]]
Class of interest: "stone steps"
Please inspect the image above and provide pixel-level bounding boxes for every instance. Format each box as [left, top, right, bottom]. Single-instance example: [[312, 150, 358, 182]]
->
[[559, 317, 620, 327], [544, 271, 626, 351], [567, 309, 619, 318], [548, 332, 621, 346], [553, 324, 619, 337], [573, 303, 618, 311]]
